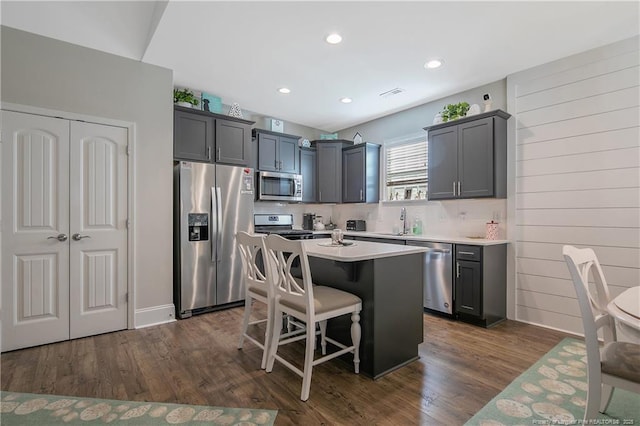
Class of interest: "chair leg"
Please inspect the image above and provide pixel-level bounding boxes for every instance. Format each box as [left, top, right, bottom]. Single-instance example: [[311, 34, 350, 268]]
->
[[300, 323, 316, 401], [260, 300, 273, 370], [599, 384, 614, 413], [266, 308, 283, 373], [238, 297, 253, 349], [351, 311, 361, 374], [319, 320, 327, 355], [286, 314, 293, 334], [584, 372, 601, 422]]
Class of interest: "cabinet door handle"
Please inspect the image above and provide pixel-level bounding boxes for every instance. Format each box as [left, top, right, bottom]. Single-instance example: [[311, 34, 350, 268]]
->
[[279, 160, 283, 170], [207, 147, 211, 160], [458, 181, 461, 196], [456, 262, 460, 278], [217, 147, 221, 161], [453, 182, 456, 196], [319, 191, 322, 201], [275, 160, 279, 170], [360, 189, 363, 201]]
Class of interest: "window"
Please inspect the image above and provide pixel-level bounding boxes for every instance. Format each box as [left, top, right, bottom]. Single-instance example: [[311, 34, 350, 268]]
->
[[384, 134, 427, 201]]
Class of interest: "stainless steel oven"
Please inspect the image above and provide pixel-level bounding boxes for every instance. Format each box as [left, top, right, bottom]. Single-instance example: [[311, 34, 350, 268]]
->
[[254, 214, 313, 240], [257, 171, 303, 202]]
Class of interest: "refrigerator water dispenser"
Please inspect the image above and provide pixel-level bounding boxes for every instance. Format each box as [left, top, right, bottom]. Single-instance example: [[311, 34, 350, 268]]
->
[[188, 213, 209, 241]]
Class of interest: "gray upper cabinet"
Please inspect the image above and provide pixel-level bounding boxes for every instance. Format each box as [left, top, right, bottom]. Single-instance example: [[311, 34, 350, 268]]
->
[[300, 147, 317, 202], [174, 109, 213, 162], [425, 110, 510, 200], [279, 136, 300, 174], [426, 126, 457, 199], [254, 129, 301, 174], [174, 106, 254, 166], [342, 143, 380, 203], [215, 119, 251, 166], [257, 132, 278, 171], [315, 140, 352, 203]]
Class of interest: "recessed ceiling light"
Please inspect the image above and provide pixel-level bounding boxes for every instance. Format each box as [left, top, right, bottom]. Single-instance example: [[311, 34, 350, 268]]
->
[[424, 59, 443, 69], [326, 33, 342, 44], [278, 87, 291, 94], [340, 97, 352, 104]]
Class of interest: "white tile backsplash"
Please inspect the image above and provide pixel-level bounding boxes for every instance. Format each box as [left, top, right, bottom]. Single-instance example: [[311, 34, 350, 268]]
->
[[253, 202, 335, 229], [255, 199, 507, 238]]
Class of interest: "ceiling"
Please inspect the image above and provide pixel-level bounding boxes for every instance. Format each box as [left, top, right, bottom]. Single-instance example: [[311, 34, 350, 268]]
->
[[2, 1, 639, 132]]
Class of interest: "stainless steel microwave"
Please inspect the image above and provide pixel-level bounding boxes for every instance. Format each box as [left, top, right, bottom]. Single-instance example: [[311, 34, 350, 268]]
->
[[257, 171, 303, 202]]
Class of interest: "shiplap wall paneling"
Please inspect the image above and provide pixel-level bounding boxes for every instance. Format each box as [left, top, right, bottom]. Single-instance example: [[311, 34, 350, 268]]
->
[[512, 38, 640, 337]]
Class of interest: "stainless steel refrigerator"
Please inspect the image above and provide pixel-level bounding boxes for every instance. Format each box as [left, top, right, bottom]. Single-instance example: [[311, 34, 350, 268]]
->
[[174, 161, 254, 318]]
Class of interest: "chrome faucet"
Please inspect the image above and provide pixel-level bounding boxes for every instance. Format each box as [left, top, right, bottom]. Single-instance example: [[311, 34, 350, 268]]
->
[[400, 207, 409, 235]]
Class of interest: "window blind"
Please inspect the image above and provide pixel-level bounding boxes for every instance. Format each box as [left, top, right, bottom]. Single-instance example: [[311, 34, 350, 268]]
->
[[385, 140, 427, 187]]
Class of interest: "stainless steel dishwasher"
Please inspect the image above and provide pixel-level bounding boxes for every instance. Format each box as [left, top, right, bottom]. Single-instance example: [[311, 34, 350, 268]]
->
[[405, 241, 453, 315]]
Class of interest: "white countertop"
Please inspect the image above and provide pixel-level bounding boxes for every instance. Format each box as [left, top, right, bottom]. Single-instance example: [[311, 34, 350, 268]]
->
[[304, 238, 429, 262], [310, 230, 509, 246]]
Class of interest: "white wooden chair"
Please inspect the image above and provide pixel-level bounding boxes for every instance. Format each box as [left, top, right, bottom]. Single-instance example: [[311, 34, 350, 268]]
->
[[236, 232, 273, 369], [264, 234, 362, 401], [562, 245, 640, 422]]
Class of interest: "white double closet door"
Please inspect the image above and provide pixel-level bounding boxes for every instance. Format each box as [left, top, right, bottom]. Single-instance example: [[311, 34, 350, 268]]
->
[[1, 111, 128, 352]]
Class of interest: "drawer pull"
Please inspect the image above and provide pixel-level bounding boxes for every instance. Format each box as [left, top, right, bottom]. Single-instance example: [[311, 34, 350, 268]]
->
[[458, 251, 475, 256]]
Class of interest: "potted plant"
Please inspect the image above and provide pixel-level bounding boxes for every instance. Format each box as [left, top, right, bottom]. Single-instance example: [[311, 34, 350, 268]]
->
[[440, 102, 470, 122], [173, 88, 199, 108]]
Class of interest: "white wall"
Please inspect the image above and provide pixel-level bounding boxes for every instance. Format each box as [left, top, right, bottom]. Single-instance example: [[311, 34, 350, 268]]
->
[[337, 80, 506, 145], [262, 80, 510, 237], [1, 27, 175, 326], [507, 36, 639, 337]]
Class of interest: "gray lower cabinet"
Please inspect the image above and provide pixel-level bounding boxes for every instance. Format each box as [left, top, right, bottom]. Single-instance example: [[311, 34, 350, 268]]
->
[[174, 106, 253, 166], [300, 147, 317, 202], [454, 244, 506, 327], [342, 143, 380, 203], [315, 140, 352, 203], [425, 109, 510, 200], [254, 129, 300, 174]]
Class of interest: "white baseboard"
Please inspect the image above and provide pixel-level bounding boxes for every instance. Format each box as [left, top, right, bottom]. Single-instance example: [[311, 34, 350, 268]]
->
[[135, 304, 176, 329]]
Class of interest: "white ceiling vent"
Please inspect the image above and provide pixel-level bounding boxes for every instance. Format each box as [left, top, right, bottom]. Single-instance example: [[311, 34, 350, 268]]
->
[[379, 87, 405, 98]]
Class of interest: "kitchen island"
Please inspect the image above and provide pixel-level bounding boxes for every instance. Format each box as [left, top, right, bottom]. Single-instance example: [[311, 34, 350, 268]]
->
[[303, 238, 427, 379]]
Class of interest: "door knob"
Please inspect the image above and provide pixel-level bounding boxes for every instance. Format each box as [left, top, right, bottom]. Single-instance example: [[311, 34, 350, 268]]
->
[[72, 233, 91, 241], [47, 234, 68, 242]]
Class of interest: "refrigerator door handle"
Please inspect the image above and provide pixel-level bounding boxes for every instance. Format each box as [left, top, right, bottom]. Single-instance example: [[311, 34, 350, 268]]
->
[[211, 187, 217, 262], [215, 186, 223, 262]]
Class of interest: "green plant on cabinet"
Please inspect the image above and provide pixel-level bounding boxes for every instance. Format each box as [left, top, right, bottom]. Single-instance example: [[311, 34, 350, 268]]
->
[[173, 88, 200, 107], [441, 102, 470, 122]]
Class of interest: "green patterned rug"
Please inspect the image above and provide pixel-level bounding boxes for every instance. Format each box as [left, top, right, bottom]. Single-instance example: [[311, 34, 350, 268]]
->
[[0, 391, 276, 425], [466, 337, 640, 425]]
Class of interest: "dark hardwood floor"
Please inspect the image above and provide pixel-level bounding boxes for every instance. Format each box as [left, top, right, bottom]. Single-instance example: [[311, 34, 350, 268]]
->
[[1, 306, 571, 425]]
